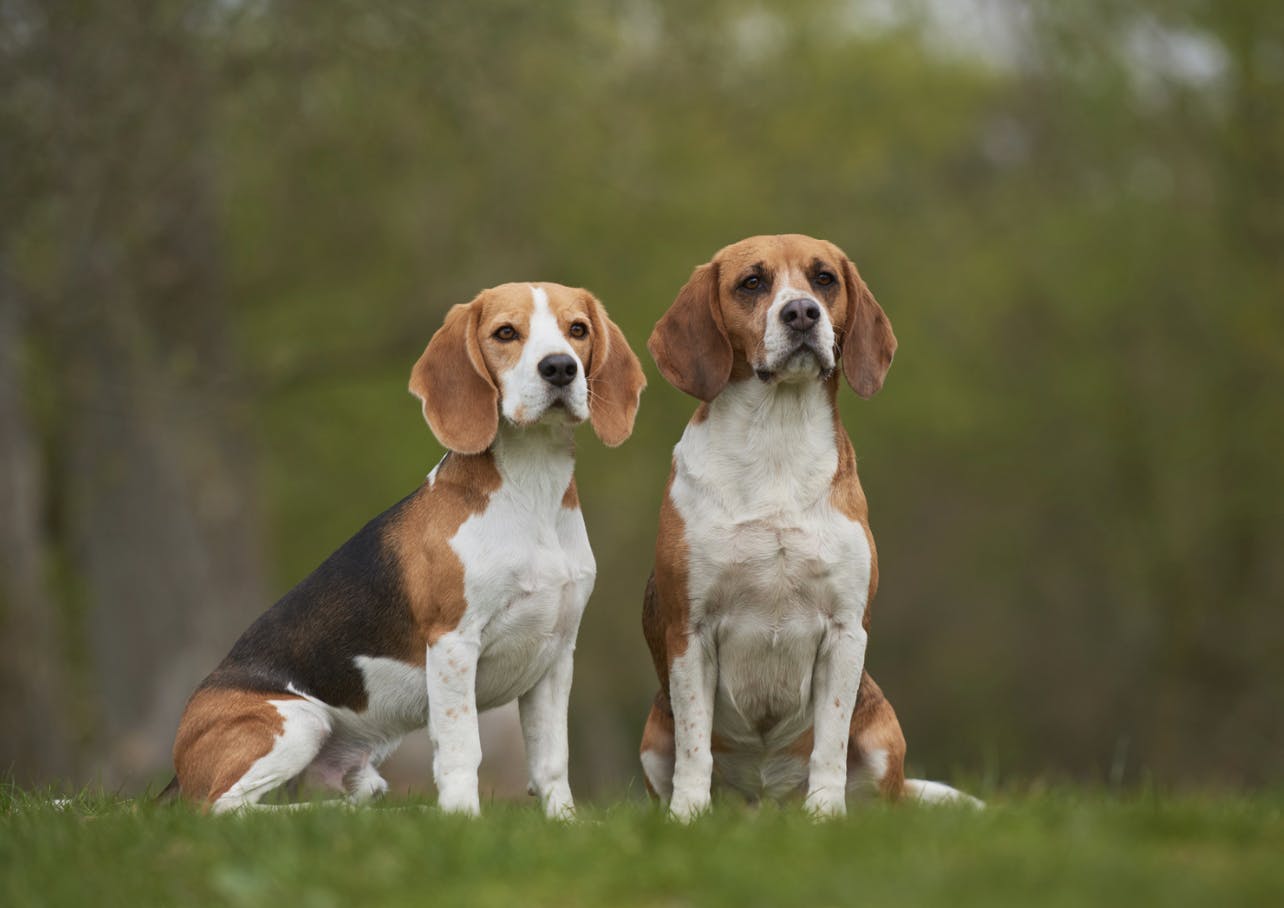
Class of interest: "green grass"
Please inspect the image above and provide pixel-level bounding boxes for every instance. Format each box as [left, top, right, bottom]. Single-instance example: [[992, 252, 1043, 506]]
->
[[3, 788, 1282, 907]]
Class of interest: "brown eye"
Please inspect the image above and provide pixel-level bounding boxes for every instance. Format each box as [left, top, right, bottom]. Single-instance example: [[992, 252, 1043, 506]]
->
[[493, 325, 518, 342], [569, 322, 588, 339], [815, 271, 835, 287], [741, 275, 761, 291]]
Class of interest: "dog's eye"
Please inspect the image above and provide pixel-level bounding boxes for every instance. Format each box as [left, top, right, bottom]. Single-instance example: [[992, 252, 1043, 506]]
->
[[568, 322, 588, 339], [493, 325, 519, 342], [814, 271, 835, 287], [741, 275, 762, 291]]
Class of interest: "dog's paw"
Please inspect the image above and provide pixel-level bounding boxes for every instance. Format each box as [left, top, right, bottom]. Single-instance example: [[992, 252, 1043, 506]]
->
[[436, 783, 481, 817], [542, 790, 576, 821], [346, 765, 389, 805], [804, 787, 847, 819], [668, 788, 712, 823]]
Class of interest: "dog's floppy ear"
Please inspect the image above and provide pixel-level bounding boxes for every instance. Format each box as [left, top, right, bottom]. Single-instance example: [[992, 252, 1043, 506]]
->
[[409, 296, 499, 454], [585, 291, 647, 447], [840, 259, 897, 399], [648, 262, 733, 401]]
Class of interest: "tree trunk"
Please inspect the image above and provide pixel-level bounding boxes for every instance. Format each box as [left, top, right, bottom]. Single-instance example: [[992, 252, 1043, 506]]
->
[[32, 1, 268, 787], [0, 265, 73, 785]]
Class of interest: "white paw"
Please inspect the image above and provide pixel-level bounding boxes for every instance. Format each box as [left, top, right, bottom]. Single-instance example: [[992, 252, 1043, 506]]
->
[[347, 767, 389, 804], [437, 783, 481, 817], [542, 789, 576, 821], [668, 788, 712, 823], [804, 787, 847, 819]]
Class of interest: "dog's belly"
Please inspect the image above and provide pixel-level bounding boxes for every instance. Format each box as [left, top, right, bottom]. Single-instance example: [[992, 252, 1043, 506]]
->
[[690, 513, 871, 796]]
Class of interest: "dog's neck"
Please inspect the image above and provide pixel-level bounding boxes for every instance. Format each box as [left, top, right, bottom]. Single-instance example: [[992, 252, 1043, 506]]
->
[[490, 420, 576, 509], [680, 376, 841, 512], [430, 421, 575, 513]]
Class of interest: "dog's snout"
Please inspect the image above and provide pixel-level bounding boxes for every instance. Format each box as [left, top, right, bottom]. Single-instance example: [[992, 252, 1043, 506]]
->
[[780, 298, 821, 333], [537, 353, 578, 387]]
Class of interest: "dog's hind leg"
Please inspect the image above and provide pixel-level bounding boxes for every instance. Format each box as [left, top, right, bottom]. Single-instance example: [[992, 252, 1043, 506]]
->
[[846, 672, 983, 807], [173, 688, 332, 812], [845, 671, 909, 801], [343, 755, 391, 805], [639, 692, 676, 803]]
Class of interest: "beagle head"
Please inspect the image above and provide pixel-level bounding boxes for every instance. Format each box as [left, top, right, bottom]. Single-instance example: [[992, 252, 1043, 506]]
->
[[410, 283, 646, 454], [649, 234, 897, 401]]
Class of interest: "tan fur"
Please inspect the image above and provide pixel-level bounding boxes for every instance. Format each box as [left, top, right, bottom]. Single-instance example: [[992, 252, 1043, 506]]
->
[[390, 452, 503, 648], [826, 380, 879, 630], [639, 693, 675, 798], [561, 477, 579, 510], [848, 673, 907, 800], [650, 234, 896, 400], [584, 293, 647, 446], [839, 259, 897, 399], [410, 299, 499, 454], [648, 263, 734, 401], [173, 688, 295, 805], [413, 283, 642, 446], [645, 467, 693, 668]]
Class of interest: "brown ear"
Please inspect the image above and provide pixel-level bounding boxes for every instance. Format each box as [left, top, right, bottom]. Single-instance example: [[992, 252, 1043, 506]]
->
[[840, 259, 897, 399], [408, 297, 499, 453], [585, 292, 647, 447], [647, 263, 733, 401]]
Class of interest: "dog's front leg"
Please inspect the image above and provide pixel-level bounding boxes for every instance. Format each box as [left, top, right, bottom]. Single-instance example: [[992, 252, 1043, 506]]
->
[[806, 622, 868, 818], [519, 646, 577, 819], [426, 632, 483, 816], [666, 633, 717, 822]]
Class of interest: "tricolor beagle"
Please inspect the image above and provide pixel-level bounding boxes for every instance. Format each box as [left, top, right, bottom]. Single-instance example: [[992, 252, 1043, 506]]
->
[[169, 282, 645, 815], [639, 234, 979, 819]]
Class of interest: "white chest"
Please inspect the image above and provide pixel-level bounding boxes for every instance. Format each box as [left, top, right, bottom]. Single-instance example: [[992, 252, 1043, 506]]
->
[[451, 489, 595, 710], [669, 382, 872, 742]]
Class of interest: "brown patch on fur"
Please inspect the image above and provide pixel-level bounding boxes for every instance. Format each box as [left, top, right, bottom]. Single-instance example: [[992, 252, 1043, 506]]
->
[[653, 235, 896, 401], [581, 290, 646, 446], [639, 692, 675, 800], [561, 477, 579, 510], [839, 259, 896, 399], [412, 282, 644, 448], [826, 379, 879, 630], [848, 672, 908, 800], [390, 451, 503, 647], [690, 402, 710, 425], [645, 464, 694, 687], [649, 263, 734, 401], [410, 296, 500, 455], [173, 688, 296, 805]]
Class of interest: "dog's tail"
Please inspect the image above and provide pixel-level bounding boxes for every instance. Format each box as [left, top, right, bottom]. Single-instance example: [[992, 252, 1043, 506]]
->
[[155, 775, 181, 804], [902, 778, 985, 808]]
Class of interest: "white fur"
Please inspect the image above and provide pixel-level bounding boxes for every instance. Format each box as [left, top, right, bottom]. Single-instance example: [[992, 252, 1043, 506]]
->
[[639, 749, 675, 802], [212, 698, 333, 813], [759, 284, 837, 379], [903, 779, 985, 808], [426, 421, 594, 816], [665, 377, 872, 819], [497, 286, 590, 427]]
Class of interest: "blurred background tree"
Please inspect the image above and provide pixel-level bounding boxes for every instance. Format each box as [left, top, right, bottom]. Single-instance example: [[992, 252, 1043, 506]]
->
[[1, 0, 1280, 795]]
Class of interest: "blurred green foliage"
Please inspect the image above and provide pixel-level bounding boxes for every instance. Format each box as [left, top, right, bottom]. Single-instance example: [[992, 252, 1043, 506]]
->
[[3, 0, 1281, 793]]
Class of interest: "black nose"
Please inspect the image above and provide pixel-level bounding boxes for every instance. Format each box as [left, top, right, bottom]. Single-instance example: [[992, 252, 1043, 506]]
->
[[538, 354, 578, 387], [780, 298, 821, 333]]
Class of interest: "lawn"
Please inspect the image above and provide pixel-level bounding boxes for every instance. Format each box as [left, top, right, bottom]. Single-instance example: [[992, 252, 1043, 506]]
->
[[3, 787, 1281, 907]]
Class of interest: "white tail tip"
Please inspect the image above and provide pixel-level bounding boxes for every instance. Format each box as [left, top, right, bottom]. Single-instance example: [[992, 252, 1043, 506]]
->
[[903, 779, 985, 808]]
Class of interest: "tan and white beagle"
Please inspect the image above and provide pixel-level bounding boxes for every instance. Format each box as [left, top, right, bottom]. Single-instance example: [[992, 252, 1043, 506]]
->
[[640, 234, 978, 819], [168, 282, 645, 815]]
